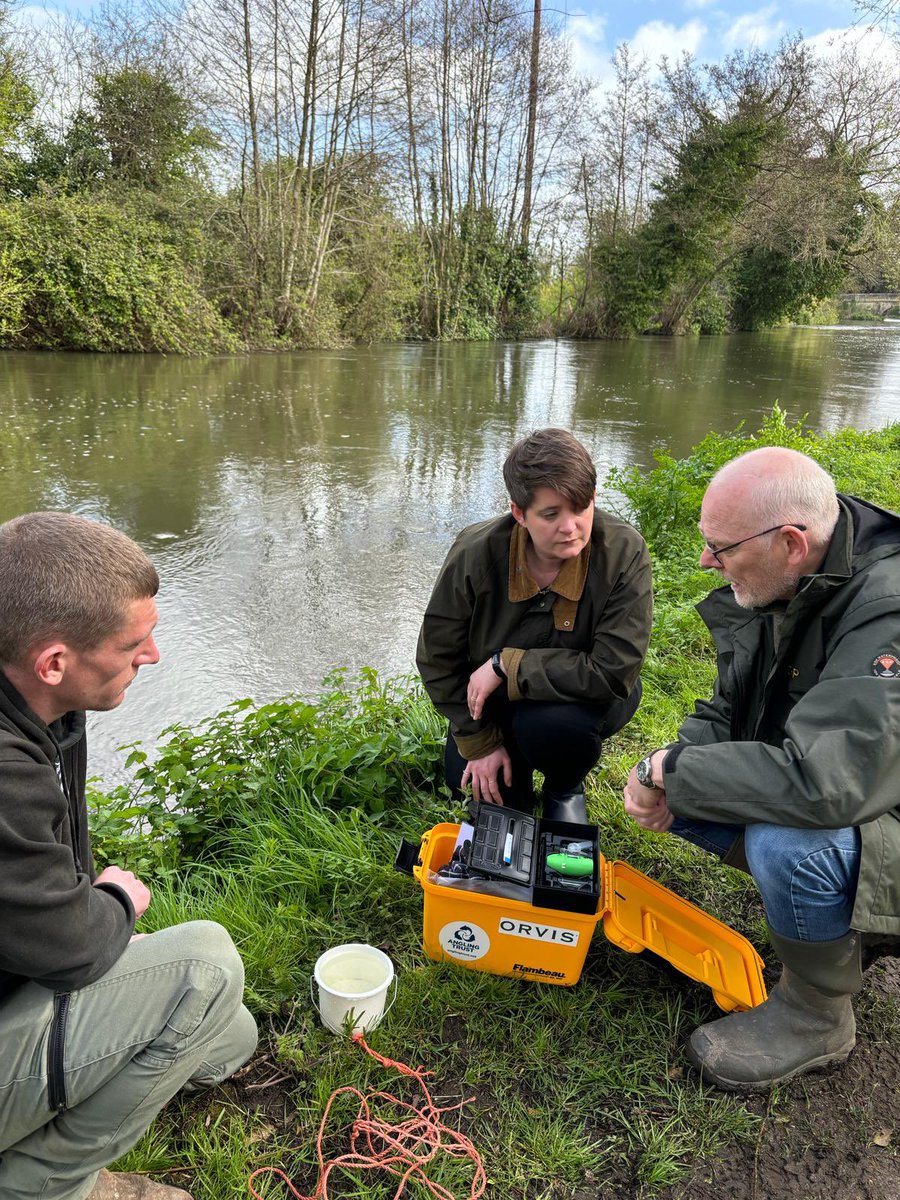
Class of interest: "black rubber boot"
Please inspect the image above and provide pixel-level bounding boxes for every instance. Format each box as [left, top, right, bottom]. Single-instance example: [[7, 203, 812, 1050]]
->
[[686, 928, 863, 1092], [721, 834, 751, 876], [540, 788, 588, 824]]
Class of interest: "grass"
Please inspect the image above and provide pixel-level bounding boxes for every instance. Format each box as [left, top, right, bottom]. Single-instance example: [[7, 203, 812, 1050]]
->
[[90, 411, 900, 1198]]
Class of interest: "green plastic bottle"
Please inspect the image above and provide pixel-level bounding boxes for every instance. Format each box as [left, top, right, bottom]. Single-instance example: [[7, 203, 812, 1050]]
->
[[546, 853, 594, 878]]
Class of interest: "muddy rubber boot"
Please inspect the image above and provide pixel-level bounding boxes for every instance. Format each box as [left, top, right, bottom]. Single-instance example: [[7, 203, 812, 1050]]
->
[[685, 928, 863, 1092], [87, 1170, 194, 1200], [540, 787, 588, 824]]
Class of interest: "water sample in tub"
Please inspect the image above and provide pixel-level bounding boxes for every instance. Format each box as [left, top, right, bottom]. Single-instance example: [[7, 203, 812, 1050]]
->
[[312, 943, 396, 1035]]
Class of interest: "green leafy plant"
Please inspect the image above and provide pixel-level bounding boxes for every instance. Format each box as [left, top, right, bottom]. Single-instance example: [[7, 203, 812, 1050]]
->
[[88, 669, 447, 874]]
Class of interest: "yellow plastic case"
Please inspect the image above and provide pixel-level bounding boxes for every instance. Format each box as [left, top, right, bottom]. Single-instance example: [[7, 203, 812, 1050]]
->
[[411, 823, 767, 1012]]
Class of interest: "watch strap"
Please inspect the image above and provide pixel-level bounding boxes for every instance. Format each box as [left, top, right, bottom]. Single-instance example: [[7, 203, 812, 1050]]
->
[[636, 753, 660, 789]]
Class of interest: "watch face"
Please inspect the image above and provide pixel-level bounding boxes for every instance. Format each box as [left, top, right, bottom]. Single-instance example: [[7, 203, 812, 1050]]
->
[[637, 757, 652, 786]]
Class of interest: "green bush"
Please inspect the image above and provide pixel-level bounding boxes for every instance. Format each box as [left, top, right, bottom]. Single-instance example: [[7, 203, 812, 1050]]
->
[[685, 283, 730, 334], [0, 194, 236, 352], [794, 296, 839, 325], [731, 246, 850, 331]]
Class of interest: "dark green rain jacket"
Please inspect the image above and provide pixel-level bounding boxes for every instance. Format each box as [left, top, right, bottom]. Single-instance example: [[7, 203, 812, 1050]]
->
[[417, 510, 652, 759], [663, 495, 900, 935]]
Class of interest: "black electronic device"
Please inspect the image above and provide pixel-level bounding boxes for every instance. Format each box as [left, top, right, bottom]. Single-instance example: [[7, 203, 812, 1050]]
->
[[533, 819, 601, 914]]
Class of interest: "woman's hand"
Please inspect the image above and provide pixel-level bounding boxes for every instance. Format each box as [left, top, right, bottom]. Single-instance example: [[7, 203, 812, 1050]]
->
[[462, 746, 513, 804], [467, 657, 504, 721]]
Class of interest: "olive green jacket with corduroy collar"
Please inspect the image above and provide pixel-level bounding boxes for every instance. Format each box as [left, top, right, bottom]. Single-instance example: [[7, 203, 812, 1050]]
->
[[417, 509, 653, 760], [663, 495, 900, 936]]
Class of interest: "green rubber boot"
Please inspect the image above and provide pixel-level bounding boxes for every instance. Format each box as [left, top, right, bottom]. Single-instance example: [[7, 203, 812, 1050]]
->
[[686, 928, 863, 1092]]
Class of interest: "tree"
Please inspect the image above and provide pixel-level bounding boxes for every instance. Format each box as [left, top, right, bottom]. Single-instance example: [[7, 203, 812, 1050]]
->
[[7, 112, 107, 197], [90, 67, 218, 190], [0, 7, 35, 189], [595, 102, 785, 336]]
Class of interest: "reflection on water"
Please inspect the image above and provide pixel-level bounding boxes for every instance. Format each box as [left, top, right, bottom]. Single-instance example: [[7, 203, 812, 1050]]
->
[[2, 326, 899, 782]]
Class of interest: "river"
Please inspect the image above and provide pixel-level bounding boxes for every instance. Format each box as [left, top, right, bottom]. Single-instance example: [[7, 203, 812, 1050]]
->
[[3, 325, 899, 783]]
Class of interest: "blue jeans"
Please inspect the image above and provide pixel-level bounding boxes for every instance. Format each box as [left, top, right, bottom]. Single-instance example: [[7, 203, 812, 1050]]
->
[[669, 817, 861, 942]]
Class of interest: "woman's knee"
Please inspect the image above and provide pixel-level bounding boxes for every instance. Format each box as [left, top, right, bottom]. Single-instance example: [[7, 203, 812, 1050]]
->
[[512, 703, 602, 760]]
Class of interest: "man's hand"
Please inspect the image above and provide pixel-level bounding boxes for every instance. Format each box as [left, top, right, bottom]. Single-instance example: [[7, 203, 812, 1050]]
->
[[94, 865, 151, 919], [623, 750, 674, 833], [462, 746, 513, 804], [467, 658, 504, 721]]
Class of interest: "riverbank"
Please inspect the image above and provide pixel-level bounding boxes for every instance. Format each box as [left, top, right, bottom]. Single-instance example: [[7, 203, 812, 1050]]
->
[[90, 412, 900, 1198]]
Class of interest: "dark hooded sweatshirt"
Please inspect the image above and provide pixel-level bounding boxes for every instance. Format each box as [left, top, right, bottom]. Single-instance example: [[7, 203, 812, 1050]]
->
[[0, 672, 135, 1001]]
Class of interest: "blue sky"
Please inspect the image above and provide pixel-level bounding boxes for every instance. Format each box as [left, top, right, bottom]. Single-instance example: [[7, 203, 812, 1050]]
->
[[557, 0, 893, 78]]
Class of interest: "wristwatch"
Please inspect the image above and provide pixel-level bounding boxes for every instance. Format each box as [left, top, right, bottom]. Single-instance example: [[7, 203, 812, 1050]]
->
[[490, 650, 505, 679], [635, 753, 660, 790]]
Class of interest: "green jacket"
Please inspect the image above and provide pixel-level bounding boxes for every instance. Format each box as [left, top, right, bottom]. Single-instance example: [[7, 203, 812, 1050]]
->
[[417, 510, 652, 759], [663, 495, 900, 935]]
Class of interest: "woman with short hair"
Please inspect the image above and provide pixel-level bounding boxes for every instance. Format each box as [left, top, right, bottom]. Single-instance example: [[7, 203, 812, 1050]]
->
[[417, 428, 653, 821]]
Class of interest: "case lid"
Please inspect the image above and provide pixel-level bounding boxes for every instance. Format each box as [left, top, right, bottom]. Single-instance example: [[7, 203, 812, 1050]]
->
[[600, 858, 767, 1012]]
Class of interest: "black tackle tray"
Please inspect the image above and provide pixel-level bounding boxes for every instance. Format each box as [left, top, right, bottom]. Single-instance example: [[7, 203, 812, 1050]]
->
[[469, 802, 601, 915]]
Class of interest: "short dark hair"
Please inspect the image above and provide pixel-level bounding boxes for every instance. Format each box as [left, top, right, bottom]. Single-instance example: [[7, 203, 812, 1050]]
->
[[0, 512, 159, 665], [502, 428, 596, 512]]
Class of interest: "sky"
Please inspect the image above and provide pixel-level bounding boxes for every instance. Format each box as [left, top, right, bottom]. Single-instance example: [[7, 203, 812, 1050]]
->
[[559, 0, 895, 79], [10, 0, 898, 79]]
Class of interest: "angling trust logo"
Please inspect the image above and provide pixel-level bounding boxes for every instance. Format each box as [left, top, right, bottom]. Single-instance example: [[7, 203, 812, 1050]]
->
[[439, 921, 490, 960], [872, 652, 900, 678], [497, 918, 580, 946]]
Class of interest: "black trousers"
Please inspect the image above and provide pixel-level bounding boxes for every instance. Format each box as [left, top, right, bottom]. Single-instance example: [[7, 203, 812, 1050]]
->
[[444, 680, 642, 812]]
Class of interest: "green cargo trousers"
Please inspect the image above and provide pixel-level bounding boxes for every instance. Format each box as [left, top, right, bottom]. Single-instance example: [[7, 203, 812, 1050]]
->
[[0, 920, 258, 1200]]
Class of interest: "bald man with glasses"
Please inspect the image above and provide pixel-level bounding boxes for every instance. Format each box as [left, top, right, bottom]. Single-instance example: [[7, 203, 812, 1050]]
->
[[623, 446, 900, 1092]]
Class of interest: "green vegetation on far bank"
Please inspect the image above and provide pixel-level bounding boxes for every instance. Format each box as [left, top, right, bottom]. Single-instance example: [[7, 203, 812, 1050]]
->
[[87, 411, 900, 1199], [3, 0, 900, 352]]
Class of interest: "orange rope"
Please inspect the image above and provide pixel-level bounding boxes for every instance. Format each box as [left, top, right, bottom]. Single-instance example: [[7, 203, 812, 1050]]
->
[[247, 1031, 486, 1200]]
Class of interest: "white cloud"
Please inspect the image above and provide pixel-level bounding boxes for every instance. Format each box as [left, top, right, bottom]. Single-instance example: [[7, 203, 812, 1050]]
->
[[566, 13, 707, 91], [803, 22, 899, 65], [630, 18, 707, 67], [722, 5, 786, 50], [684, 0, 718, 10], [566, 12, 610, 79]]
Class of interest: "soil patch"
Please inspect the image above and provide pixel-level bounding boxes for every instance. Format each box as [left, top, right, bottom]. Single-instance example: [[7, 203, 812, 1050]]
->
[[659, 958, 900, 1200]]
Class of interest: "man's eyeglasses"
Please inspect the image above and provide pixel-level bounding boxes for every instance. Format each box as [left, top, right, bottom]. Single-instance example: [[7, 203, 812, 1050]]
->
[[703, 523, 807, 566]]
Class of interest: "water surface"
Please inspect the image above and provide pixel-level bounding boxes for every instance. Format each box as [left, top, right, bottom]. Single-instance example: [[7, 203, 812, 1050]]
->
[[3, 327, 899, 782]]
